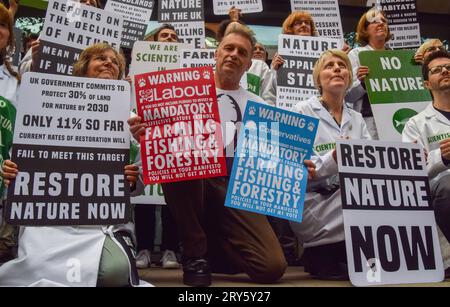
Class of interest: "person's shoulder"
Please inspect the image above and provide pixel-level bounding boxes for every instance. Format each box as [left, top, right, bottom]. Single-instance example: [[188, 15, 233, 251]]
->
[[292, 96, 317, 114], [241, 87, 266, 104]]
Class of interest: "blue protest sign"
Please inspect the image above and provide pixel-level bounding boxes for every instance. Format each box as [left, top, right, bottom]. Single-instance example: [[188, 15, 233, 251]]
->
[[225, 101, 318, 222]]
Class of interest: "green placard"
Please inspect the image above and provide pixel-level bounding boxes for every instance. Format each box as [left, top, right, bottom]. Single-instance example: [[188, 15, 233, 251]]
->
[[359, 50, 432, 104], [21, 0, 48, 10], [0, 96, 17, 196]]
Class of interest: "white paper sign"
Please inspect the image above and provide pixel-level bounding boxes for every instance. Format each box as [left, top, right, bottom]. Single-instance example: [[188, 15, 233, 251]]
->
[[290, 0, 344, 39], [337, 139, 444, 286], [213, 0, 263, 15]]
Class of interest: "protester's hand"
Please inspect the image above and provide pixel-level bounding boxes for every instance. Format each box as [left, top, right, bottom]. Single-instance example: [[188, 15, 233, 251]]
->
[[228, 6, 242, 22], [342, 42, 351, 54], [2, 160, 18, 187], [304, 160, 316, 180], [124, 164, 139, 188], [125, 75, 132, 85], [357, 66, 369, 82], [271, 53, 284, 71], [440, 138, 450, 161], [128, 116, 147, 142], [31, 40, 40, 72], [8, 0, 19, 18], [332, 149, 337, 162], [414, 52, 424, 65]]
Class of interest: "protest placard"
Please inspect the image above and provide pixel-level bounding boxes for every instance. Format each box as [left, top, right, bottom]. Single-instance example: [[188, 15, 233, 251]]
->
[[104, 0, 155, 49], [134, 66, 227, 184], [225, 101, 318, 222], [337, 139, 444, 286], [0, 95, 16, 196], [157, 0, 205, 48], [359, 50, 431, 141], [276, 34, 342, 109], [37, 0, 123, 75], [6, 73, 131, 225], [213, 0, 263, 15], [131, 184, 166, 205], [130, 41, 189, 75], [378, 0, 421, 49], [180, 48, 215, 69], [290, 0, 344, 39]]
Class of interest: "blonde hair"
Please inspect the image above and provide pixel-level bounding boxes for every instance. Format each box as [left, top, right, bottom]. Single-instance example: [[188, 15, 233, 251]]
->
[[312, 49, 353, 92], [72, 43, 125, 79], [0, 4, 20, 81], [282, 11, 318, 36], [356, 7, 392, 46], [416, 39, 443, 56], [222, 22, 256, 51]]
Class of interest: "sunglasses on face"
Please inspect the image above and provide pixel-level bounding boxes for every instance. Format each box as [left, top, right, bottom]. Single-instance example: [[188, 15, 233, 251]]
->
[[429, 63, 450, 75]]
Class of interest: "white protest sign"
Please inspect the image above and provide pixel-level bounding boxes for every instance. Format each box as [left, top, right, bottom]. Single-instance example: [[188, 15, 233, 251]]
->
[[337, 139, 444, 286], [372, 0, 421, 49], [180, 48, 215, 69], [6, 72, 131, 225], [104, 0, 155, 49], [276, 34, 342, 109], [158, 0, 205, 48], [290, 0, 344, 39], [38, 0, 123, 75], [130, 41, 189, 75], [213, 0, 263, 15]]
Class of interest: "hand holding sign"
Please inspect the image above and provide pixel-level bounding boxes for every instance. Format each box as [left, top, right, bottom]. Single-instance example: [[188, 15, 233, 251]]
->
[[440, 138, 450, 161], [127, 115, 146, 142], [1, 159, 17, 187]]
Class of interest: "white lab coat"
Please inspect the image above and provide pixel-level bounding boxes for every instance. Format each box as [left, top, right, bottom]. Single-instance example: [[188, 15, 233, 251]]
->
[[289, 96, 371, 248], [402, 103, 450, 270], [402, 103, 450, 183]]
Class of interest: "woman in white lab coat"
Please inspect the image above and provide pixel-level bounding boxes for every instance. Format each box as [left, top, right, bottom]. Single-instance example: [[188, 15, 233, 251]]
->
[[345, 7, 392, 139], [290, 49, 371, 280]]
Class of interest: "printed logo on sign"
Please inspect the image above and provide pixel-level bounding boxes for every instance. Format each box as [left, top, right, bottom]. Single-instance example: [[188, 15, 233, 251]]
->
[[366, 258, 381, 283], [138, 78, 146, 88], [307, 121, 315, 132], [66, 258, 81, 283], [202, 70, 211, 80], [248, 106, 256, 116], [392, 108, 418, 134]]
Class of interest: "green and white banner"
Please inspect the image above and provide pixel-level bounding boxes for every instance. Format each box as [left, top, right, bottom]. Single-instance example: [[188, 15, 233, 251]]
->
[[359, 50, 432, 141]]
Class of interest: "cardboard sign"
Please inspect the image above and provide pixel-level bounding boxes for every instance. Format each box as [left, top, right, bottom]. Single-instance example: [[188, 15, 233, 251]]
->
[[135, 66, 227, 184], [337, 139, 444, 286], [158, 0, 205, 48], [37, 0, 123, 75], [276, 34, 342, 109], [225, 101, 318, 222], [104, 0, 155, 49], [359, 50, 431, 141], [213, 0, 263, 15], [6, 73, 131, 225], [290, 0, 344, 39]]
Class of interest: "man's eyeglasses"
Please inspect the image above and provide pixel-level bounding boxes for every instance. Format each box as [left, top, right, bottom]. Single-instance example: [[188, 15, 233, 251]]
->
[[429, 63, 450, 75]]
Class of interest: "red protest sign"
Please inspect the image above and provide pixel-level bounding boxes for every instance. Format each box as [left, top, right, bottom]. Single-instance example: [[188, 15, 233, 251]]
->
[[135, 66, 227, 184]]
